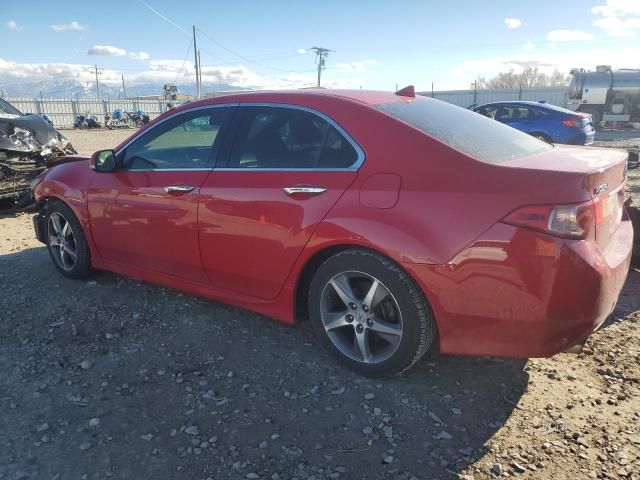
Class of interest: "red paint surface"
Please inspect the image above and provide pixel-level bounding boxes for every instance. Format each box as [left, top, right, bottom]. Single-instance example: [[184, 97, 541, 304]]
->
[[33, 90, 634, 358]]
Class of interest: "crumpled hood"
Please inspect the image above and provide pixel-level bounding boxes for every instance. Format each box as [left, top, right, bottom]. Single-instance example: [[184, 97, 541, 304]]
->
[[0, 114, 63, 152]]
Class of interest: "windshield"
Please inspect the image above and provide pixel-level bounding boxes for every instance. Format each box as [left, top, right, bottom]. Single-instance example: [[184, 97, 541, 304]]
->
[[0, 98, 23, 118], [375, 97, 552, 163]]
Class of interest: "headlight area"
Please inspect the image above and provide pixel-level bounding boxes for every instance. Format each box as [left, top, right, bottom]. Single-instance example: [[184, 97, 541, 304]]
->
[[9, 127, 41, 151]]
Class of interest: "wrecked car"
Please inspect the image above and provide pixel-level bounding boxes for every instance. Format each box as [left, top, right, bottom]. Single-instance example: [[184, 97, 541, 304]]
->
[[0, 98, 76, 208]]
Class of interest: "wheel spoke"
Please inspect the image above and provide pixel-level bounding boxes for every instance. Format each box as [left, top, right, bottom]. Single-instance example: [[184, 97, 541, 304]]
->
[[323, 311, 351, 332], [354, 331, 372, 363], [51, 214, 63, 235], [65, 245, 77, 260], [62, 220, 72, 238], [363, 279, 385, 310], [59, 247, 69, 269], [49, 237, 61, 247], [329, 274, 358, 308], [369, 317, 402, 345]]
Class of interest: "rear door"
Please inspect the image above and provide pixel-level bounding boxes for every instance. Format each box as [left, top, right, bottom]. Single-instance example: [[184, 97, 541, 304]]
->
[[198, 104, 363, 300]]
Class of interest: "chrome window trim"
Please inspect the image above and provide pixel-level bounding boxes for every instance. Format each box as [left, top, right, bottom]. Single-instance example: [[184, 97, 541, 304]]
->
[[115, 101, 365, 172]]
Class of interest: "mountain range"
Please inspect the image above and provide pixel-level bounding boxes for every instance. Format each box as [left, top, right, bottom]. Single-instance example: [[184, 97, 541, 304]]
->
[[0, 79, 241, 99]]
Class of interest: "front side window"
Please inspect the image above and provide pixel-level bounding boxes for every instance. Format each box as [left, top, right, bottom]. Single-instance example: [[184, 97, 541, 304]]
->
[[227, 106, 358, 169], [121, 107, 230, 170]]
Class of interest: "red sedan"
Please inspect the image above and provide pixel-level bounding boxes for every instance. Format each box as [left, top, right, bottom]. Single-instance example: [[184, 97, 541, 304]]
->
[[31, 88, 633, 377]]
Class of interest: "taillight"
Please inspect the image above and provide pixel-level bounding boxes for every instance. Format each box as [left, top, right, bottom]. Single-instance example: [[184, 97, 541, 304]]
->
[[563, 115, 589, 128], [501, 201, 595, 239]]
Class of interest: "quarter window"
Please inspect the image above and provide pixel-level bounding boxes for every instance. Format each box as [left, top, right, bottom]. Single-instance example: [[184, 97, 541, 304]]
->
[[227, 106, 358, 169], [121, 108, 230, 170]]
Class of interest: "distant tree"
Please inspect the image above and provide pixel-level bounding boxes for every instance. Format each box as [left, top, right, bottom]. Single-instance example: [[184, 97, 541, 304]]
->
[[473, 67, 569, 89]]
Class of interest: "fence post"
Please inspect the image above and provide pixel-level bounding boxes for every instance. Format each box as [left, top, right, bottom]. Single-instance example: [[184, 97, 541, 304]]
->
[[473, 81, 477, 105], [34, 97, 42, 115]]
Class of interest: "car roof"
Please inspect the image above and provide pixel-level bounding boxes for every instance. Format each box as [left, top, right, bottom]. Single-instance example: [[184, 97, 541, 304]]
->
[[180, 89, 408, 109], [476, 100, 576, 115]]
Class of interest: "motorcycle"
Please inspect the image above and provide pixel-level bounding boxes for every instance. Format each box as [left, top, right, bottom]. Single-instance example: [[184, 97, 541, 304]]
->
[[128, 110, 150, 128], [74, 113, 101, 129], [105, 109, 134, 129]]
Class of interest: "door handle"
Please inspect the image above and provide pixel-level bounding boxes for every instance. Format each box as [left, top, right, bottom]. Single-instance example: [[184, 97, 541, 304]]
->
[[164, 185, 195, 193], [283, 186, 327, 197]]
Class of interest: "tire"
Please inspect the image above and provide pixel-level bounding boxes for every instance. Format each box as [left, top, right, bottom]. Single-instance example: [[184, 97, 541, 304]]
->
[[309, 249, 436, 377], [531, 132, 552, 143], [44, 200, 92, 279], [581, 108, 602, 131]]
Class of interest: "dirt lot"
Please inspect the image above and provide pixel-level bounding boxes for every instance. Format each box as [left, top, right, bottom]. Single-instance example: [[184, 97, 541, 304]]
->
[[0, 129, 639, 480]]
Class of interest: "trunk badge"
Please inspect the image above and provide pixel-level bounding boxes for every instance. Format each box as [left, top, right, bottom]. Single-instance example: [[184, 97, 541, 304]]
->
[[594, 183, 608, 195]]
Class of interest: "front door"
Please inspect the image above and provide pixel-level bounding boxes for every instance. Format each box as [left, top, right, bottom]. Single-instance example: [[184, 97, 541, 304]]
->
[[87, 107, 232, 283], [198, 105, 363, 299]]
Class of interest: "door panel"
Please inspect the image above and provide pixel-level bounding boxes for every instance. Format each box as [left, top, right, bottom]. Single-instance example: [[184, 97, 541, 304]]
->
[[87, 106, 232, 283], [88, 170, 211, 283], [198, 171, 357, 299]]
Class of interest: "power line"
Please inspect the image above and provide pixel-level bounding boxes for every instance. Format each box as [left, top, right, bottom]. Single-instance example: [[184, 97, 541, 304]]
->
[[174, 38, 193, 84], [310, 47, 332, 87]]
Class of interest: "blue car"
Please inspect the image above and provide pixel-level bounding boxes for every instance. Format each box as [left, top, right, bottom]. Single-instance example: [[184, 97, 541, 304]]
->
[[472, 101, 595, 145]]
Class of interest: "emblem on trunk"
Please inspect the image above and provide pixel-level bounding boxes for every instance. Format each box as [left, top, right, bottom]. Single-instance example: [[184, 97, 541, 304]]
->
[[594, 183, 608, 195]]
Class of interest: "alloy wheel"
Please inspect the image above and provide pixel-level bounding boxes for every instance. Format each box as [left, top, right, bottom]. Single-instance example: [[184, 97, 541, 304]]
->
[[320, 271, 403, 364], [48, 212, 78, 271]]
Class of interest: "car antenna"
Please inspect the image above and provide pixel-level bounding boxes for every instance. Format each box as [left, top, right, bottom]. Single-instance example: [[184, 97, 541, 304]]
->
[[395, 85, 415, 98]]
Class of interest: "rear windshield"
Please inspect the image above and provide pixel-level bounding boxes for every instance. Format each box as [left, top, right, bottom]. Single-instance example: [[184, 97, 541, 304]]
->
[[375, 97, 552, 163]]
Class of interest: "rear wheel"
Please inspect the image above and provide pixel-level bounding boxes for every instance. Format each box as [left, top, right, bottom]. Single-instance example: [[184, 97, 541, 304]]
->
[[45, 201, 92, 279], [581, 108, 602, 130], [309, 249, 436, 377]]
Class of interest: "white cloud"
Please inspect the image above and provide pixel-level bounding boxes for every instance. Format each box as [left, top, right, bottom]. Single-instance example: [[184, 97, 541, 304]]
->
[[88, 45, 127, 56], [7, 20, 21, 31], [594, 16, 640, 36], [592, 0, 640, 37], [128, 51, 151, 61], [523, 41, 535, 51], [545, 29, 593, 42], [592, 0, 640, 16], [50, 21, 86, 32], [451, 47, 640, 89], [504, 17, 523, 29], [297, 48, 307, 54], [334, 59, 378, 73], [0, 57, 364, 92]]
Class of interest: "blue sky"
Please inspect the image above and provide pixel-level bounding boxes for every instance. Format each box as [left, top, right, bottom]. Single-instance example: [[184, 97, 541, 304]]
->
[[1, 0, 639, 93]]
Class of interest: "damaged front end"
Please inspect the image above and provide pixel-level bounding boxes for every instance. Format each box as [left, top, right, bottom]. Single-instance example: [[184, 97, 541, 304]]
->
[[0, 113, 77, 208]]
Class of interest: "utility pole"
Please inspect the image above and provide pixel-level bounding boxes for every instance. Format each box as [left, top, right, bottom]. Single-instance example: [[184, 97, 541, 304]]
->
[[121, 74, 127, 99], [310, 46, 332, 88], [193, 25, 200, 99], [89, 65, 103, 99], [198, 49, 203, 97]]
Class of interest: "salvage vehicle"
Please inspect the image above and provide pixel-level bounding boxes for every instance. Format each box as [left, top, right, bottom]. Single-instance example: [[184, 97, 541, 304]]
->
[[472, 101, 595, 145], [31, 88, 633, 377], [0, 98, 76, 208], [567, 65, 640, 128]]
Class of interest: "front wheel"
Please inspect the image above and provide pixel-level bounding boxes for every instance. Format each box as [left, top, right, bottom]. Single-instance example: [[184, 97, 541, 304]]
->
[[45, 201, 92, 279], [309, 249, 436, 377]]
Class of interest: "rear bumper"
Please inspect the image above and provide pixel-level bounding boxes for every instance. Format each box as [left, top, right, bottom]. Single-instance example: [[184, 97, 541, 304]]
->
[[565, 129, 595, 145], [404, 218, 633, 358]]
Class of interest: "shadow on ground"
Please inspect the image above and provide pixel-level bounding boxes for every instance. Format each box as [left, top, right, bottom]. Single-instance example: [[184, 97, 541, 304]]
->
[[0, 247, 529, 480]]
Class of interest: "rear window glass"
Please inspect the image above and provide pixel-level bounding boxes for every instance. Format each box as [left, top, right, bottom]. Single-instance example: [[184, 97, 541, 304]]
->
[[375, 98, 552, 163]]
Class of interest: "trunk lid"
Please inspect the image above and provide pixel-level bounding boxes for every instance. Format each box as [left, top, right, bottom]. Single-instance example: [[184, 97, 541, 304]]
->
[[504, 145, 628, 249]]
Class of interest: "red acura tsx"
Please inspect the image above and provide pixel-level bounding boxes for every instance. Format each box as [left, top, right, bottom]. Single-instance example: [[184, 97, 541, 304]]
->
[[31, 88, 633, 377]]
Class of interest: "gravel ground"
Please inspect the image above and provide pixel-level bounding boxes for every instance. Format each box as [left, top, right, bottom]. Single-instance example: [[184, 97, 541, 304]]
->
[[0, 129, 638, 480]]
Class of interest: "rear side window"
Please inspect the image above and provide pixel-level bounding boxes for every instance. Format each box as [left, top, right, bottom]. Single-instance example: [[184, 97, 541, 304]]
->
[[227, 106, 359, 169], [376, 98, 552, 163]]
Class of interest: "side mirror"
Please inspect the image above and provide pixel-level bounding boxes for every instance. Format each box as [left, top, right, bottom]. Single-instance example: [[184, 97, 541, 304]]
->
[[90, 149, 117, 172]]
